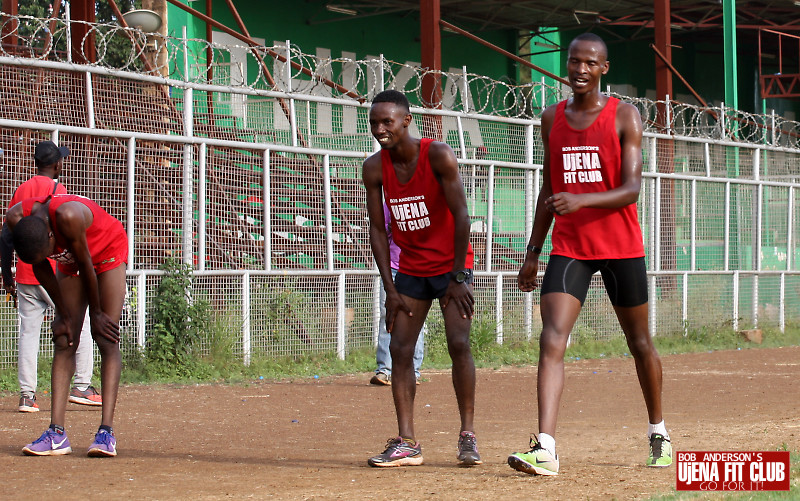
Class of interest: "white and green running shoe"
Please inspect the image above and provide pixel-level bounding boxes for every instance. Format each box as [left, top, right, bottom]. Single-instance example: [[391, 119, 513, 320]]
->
[[507, 436, 559, 476], [647, 433, 672, 467]]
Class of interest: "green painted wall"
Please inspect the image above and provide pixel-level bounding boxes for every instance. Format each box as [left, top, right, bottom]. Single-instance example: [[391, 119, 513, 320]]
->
[[166, 0, 207, 43], [166, 1, 515, 83]]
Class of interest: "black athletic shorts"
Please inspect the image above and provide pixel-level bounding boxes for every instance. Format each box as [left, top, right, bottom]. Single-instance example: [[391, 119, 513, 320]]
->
[[394, 271, 474, 300], [540, 255, 648, 307]]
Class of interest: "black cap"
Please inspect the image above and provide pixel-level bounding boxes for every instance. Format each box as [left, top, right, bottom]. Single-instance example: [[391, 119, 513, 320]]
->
[[34, 140, 69, 166]]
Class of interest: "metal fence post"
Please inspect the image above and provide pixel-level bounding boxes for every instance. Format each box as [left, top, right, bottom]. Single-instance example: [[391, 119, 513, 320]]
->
[[485, 164, 496, 272], [137, 272, 147, 349], [198, 142, 207, 271], [337, 273, 346, 360], [495, 274, 503, 344], [263, 149, 272, 271], [524, 123, 535, 340], [456, 116, 466, 160], [287, 40, 298, 148], [779, 272, 785, 333], [682, 272, 688, 336], [462, 65, 469, 112], [126, 136, 135, 272], [788, 186, 794, 271], [666, 94, 672, 135], [85, 71, 95, 129], [691, 179, 697, 270], [724, 182, 731, 271], [771, 109, 776, 146], [323, 154, 334, 270], [243, 272, 251, 365], [754, 182, 763, 328], [182, 27, 194, 266], [732, 270, 739, 331], [540, 76, 546, 114], [650, 175, 661, 337]]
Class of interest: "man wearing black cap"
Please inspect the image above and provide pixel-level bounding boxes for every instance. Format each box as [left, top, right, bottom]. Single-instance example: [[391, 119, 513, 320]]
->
[[1, 140, 102, 414]]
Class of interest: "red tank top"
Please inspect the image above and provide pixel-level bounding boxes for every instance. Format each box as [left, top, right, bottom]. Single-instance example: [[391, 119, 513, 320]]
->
[[9, 176, 66, 284], [21, 194, 127, 268], [548, 97, 644, 259], [381, 138, 474, 276]]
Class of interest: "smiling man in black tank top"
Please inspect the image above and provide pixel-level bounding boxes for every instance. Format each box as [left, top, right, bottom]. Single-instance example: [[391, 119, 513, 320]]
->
[[507, 34, 672, 476], [362, 90, 481, 467]]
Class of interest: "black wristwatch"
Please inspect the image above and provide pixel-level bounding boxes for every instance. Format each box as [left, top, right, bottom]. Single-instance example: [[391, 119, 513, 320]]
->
[[526, 244, 542, 255], [453, 269, 472, 283]]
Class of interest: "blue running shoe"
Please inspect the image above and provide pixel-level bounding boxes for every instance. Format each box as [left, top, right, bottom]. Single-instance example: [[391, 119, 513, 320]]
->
[[22, 428, 72, 456], [88, 429, 117, 457]]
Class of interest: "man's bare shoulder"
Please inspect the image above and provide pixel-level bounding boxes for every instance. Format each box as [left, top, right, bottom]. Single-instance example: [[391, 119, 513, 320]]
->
[[5, 202, 24, 226], [540, 103, 559, 126], [362, 151, 384, 172], [615, 100, 644, 135], [364, 149, 382, 164], [362, 151, 384, 187], [53, 200, 92, 226], [616, 100, 642, 120], [427, 140, 458, 163]]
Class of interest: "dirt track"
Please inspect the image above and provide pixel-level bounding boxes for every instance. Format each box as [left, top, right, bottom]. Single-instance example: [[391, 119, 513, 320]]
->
[[1, 346, 798, 500]]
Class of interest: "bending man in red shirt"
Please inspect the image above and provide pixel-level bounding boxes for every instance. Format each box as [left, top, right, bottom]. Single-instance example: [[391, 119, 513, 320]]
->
[[5, 193, 128, 457], [362, 90, 480, 467], [508, 33, 671, 476]]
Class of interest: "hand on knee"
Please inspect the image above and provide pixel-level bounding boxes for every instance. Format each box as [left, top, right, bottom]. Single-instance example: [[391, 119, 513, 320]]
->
[[52, 334, 74, 351]]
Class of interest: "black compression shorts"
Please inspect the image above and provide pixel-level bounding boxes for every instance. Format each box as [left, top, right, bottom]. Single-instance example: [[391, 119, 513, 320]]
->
[[540, 255, 648, 307], [394, 271, 473, 300]]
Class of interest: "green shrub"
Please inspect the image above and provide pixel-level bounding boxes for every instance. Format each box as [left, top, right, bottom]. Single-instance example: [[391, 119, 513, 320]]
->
[[146, 259, 211, 376]]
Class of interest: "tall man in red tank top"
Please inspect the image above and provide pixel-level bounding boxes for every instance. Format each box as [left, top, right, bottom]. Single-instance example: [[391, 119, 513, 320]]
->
[[362, 90, 481, 467], [507, 34, 671, 476], [4, 193, 128, 457]]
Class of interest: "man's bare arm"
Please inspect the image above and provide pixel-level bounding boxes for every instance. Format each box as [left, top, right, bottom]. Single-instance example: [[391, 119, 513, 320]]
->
[[362, 153, 410, 331], [519, 106, 557, 291], [55, 202, 119, 342], [428, 141, 474, 317], [428, 141, 471, 273]]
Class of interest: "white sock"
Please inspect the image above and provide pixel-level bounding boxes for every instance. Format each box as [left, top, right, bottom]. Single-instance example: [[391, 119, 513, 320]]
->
[[648, 420, 669, 439], [538, 432, 556, 456]]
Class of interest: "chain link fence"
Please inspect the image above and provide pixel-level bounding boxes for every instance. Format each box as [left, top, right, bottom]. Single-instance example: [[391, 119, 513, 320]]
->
[[1, 15, 800, 367]]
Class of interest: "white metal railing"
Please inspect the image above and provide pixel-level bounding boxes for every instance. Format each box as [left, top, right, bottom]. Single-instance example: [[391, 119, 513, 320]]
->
[[1, 45, 800, 366]]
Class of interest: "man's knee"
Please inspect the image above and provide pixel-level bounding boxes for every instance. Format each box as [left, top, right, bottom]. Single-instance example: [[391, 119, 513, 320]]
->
[[539, 329, 568, 357], [446, 332, 471, 357], [53, 334, 77, 352], [627, 332, 657, 358], [389, 341, 416, 363]]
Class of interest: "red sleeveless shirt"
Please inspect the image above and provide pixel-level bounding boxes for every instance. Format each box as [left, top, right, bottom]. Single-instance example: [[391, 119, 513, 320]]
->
[[21, 194, 127, 268], [381, 138, 474, 276], [548, 97, 645, 259], [9, 176, 66, 284]]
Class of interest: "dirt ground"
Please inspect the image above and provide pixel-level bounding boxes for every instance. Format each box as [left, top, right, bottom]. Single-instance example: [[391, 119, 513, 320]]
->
[[0, 346, 797, 500]]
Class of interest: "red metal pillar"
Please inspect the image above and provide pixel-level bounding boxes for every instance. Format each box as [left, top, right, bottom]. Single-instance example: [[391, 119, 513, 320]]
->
[[654, 0, 677, 280], [1, 0, 19, 53], [654, 0, 673, 129], [71, 0, 96, 63], [420, 0, 443, 139]]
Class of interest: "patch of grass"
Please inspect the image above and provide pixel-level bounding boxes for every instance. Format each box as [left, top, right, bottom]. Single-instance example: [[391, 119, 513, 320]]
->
[[1, 323, 798, 391]]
